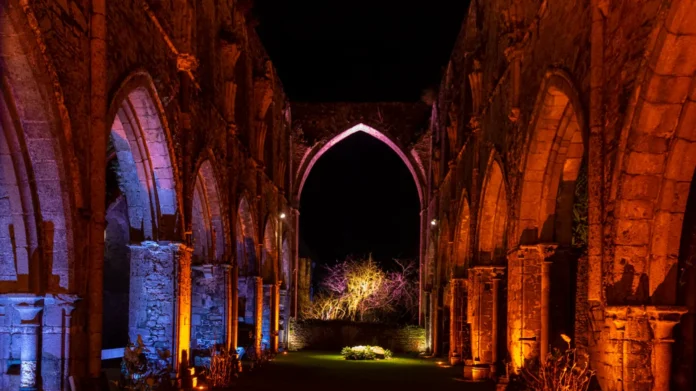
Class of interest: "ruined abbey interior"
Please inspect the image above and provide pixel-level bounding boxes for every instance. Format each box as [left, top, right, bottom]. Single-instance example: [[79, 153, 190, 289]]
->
[[1, 0, 696, 390]]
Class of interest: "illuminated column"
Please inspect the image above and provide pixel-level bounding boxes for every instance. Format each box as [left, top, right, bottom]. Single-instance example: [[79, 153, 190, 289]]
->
[[271, 282, 280, 352], [540, 259, 551, 361], [449, 278, 467, 365], [491, 273, 501, 375], [174, 244, 193, 370], [10, 295, 43, 391], [424, 291, 432, 353], [648, 307, 686, 391], [45, 294, 80, 391], [253, 276, 263, 356], [223, 264, 238, 353], [431, 288, 440, 356]]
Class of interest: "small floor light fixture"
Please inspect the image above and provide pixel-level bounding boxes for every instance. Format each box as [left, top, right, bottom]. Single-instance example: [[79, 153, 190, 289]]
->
[[431, 219, 437, 226], [280, 212, 286, 219]]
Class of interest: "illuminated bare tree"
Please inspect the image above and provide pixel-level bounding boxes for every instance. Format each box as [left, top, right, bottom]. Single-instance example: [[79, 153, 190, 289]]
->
[[305, 255, 419, 322]]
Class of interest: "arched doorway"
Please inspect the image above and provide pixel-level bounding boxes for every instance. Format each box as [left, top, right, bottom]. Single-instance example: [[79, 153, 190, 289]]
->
[[102, 77, 180, 362], [294, 123, 423, 345], [469, 158, 507, 373], [236, 196, 261, 355], [261, 218, 277, 349], [512, 72, 587, 369], [190, 160, 227, 365], [450, 195, 472, 364], [1, 3, 77, 388]]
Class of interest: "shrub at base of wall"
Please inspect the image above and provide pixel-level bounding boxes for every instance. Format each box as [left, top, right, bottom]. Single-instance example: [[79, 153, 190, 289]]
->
[[289, 319, 425, 353]]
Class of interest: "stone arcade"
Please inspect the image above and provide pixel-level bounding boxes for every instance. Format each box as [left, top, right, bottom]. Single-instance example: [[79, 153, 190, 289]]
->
[[1, 1, 696, 390]]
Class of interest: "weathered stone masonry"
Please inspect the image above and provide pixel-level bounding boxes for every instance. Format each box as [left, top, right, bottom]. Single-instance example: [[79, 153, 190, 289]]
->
[[2, 0, 696, 390], [1, 0, 295, 389], [420, 1, 696, 390]]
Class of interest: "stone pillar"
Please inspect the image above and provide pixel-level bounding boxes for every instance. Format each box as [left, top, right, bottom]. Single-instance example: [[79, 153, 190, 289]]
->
[[431, 288, 440, 356], [540, 259, 551, 361], [648, 307, 686, 391], [9, 295, 43, 391], [270, 283, 280, 353], [507, 244, 557, 371], [173, 243, 193, 369], [465, 267, 505, 381], [279, 288, 288, 349], [424, 291, 432, 353], [491, 275, 501, 375], [449, 278, 467, 365], [43, 294, 80, 391], [599, 306, 686, 391], [224, 264, 238, 352], [253, 276, 263, 356]]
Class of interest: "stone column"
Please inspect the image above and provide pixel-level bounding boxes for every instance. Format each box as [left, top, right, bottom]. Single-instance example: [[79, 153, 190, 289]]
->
[[431, 288, 440, 356], [44, 294, 80, 391], [449, 278, 467, 365], [465, 267, 505, 380], [491, 274, 501, 375], [270, 282, 280, 353], [424, 291, 432, 353], [9, 295, 43, 391], [253, 276, 263, 356], [540, 259, 551, 361], [647, 306, 686, 391], [222, 264, 237, 353], [507, 244, 557, 371], [173, 244, 193, 370]]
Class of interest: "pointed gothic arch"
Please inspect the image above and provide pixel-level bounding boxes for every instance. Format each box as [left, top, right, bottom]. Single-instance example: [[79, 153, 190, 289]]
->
[[517, 71, 586, 246], [0, 1, 77, 293], [261, 217, 276, 283], [191, 159, 225, 263], [477, 156, 508, 265], [454, 194, 472, 277], [295, 123, 425, 204]]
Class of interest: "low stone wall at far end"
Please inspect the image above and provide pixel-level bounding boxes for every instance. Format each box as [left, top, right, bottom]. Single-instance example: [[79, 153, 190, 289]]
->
[[288, 320, 425, 353]]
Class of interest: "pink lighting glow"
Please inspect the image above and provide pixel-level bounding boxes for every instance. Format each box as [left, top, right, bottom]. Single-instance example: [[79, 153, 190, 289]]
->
[[296, 123, 424, 204]]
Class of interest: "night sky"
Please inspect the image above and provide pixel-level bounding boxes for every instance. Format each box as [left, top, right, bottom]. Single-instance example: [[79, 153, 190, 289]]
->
[[253, 1, 468, 266], [298, 132, 420, 265], [253, 0, 469, 102]]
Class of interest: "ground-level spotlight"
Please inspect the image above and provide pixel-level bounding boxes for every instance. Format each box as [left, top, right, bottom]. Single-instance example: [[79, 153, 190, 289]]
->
[[280, 212, 286, 219], [431, 219, 437, 226]]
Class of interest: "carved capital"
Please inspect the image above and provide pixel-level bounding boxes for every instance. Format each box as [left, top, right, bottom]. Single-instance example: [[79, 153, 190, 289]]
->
[[647, 306, 687, 341]]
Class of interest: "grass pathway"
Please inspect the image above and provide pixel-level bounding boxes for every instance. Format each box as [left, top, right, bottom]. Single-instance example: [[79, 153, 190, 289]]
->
[[232, 351, 494, 391]]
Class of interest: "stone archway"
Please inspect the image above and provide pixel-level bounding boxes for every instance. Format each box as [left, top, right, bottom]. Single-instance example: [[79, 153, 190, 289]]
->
[[189, 160, 229, 365], [449, 195, 472, 365], [260, 218, 277, 350], [0, 2, 79, 388], [467, 158, 507, 375], [103, 74, 184, 365], [601, 1, 696, 389], [236, 196, 262, 355], [509, 71, 587, 370], [477, 158, 508, 265]]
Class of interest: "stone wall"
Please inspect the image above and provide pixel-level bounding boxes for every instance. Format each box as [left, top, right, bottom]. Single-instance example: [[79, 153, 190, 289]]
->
[[289, 320, 426, 354], [191, 266, 226, 351], [128, 242, 176, 360]]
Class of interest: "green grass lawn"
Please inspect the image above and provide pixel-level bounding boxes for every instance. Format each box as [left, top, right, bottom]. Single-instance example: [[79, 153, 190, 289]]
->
[[233, 351, 495, 391]]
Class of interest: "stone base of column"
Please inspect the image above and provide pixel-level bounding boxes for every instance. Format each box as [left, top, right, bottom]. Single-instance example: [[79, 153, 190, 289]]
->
[[463, 361, 491, 381]]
